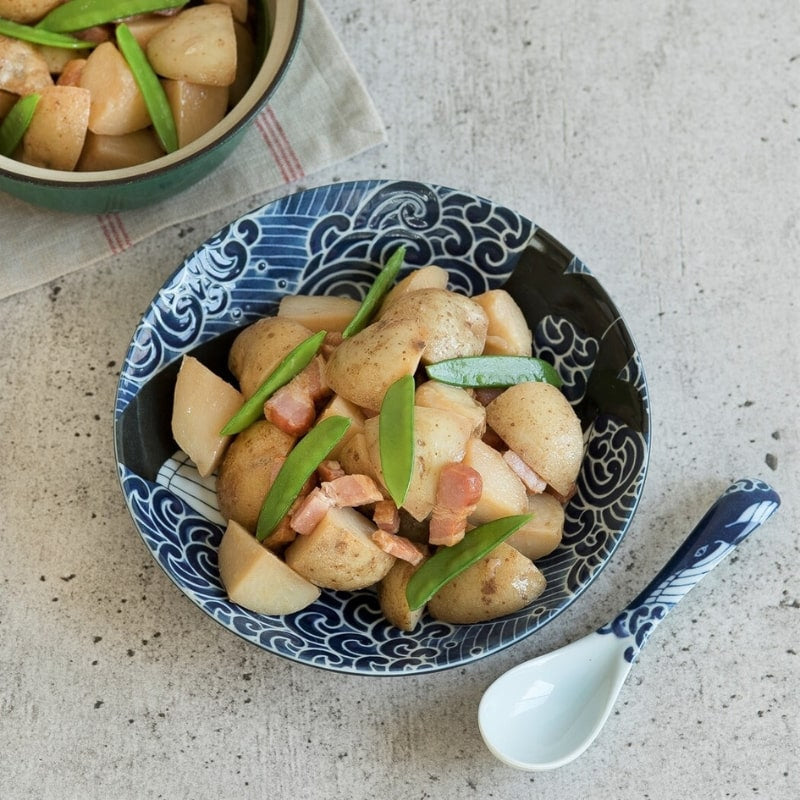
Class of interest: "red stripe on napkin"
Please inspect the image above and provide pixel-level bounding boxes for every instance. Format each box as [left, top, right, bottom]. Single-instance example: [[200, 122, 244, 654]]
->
[[97, 213, 132, 255], [255, 106, 305, 182]]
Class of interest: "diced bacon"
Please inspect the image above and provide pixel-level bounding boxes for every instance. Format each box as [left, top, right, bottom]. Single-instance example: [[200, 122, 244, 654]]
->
[[321, 473, 383, 507], [290, 487, 334, 535], [474, 387, 504, 406], [317, 459, 346, 482], [264, 357, 331, 436], [503, 449, 547, 493], [371, 529, 425, 566], [373, 499, 400, 534], [429, 463, 483, 546]]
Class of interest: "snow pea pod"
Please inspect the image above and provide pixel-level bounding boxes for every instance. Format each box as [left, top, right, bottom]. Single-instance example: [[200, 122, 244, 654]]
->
[[0, 94, 40, 158], [221, 329, 327, 436], [379, 374, 415, 508], [37, 0, 186, 32], [256, 415, 351, 541], [341, 245, 406, 338], [116, 23, 178, 153], [425, 355, 562, 389], [405, 514, 533, 610], [0, 17, 95, 48]]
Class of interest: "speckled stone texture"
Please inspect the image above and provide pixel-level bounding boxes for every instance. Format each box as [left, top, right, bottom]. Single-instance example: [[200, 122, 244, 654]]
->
[[1, 2, 798, 798]]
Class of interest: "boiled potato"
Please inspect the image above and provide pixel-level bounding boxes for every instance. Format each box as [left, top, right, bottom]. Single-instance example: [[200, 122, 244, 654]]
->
[[461, 437, 528, 524], [0, 0, 61, 24], [171, 355, 243, 477], [472, 289, 532, 356], [378, 265, 449, 315], [277, 294, 360, 333], [325, 317, 428, 411], [218, 519, 320, 615], [207, 0, 249, 24], [35, 45, 75, 75], [415, 380, 486, 438], [507, 491, 565, 561], [77, 129, 165, 170], [0, 89, 17, 118], [427, 542, 546, 624], [216, 420, 296, 532], [364, 406, 474, 521], [285, 506, 395, 590], [22, 85, 90, 171], [378, 557, 428, 632], [163, 79, 229, 148], [230, 20, 256, 106], [80, 42, 151, 135], [56, 59, 86, 88], [316, 394, 366, 460], [336, 430, 382, 485], [0, 36, 53, 95], [486, 382, 583, 497], [147, 4, 238, 88], [379, 288, 488, 364], [123, 14, 174, 48], [228, 317, 313, 399]]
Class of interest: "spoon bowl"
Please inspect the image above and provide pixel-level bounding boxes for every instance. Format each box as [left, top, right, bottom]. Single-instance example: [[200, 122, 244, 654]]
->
[[478, 478, 780, 770]]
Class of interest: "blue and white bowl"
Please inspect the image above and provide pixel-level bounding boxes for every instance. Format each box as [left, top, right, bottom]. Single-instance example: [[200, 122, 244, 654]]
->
[[113, 179, 651, 675]]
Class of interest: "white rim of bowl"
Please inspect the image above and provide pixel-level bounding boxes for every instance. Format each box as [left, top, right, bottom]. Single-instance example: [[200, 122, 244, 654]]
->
[[0, 0, 304, 187]]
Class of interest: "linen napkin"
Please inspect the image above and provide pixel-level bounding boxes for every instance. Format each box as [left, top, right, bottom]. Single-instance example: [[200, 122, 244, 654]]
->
[[0, 0, 386, 301]]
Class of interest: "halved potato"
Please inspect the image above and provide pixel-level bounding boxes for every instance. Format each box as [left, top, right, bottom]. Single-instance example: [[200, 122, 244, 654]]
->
[[277, 294, 360, 333], [0, 0, 61, 24], [80, 41, 151, 135], [461, 437, 528, 524], [218, 519, 320, 615], [427, 542, 546, 624], [77, 129, 165, 171], [415, 380, 486, 438], [472, 289, 532, 356], [284, 506, 395, 590], [0, 36, 53, 95], [378, 556, 428, 632], [22, 85, 90, 171], [171, 355, 243, 477], [378, 288, 488, 364], [486, 382, 583, 497], [35, 44, 75, 75], [206, 0, 248, 23], [507, 491, 565, 561], [316, 394, 366, 460], [147, 4, 237, 87], [163, 79, 229, 148], [216, 420, 296, 531], [123, 14, 174, 48], [325, 317, 428, 411], [378, 265, 449, 316]]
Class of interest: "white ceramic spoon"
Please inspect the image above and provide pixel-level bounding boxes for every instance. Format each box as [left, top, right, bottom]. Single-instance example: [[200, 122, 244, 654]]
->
[[478, 478, 780, 771]]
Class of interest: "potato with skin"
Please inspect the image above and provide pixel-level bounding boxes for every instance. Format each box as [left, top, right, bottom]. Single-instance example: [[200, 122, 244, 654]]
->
[[171, 355, 243, 477], [427, 542, 546, 624], [486, 382, 583, 497], [80, 41, 151, 135], [507, 491, 565, 561], [163, 79, 229, 148], [377, 265, 449, 316], [379, 288, 488, 365], [206, 0, 249, 24], [378, 556, 428, 632], [22, 85, 90, 171], [415, 380, 486, 438], [285, 506, 395, 591], [472, 289, 533, 356], [461, 437, 528, 524], [216, 420, 296, 532], [77, 129, 165, 171], [277, 294, 360, 333], [218, 519, 321, 615], [0, 0, 61, 24], [147, 4, 238, 88], [0, 36, 53, 95], [316, 395, 366, 461], [228, 317, 314, 399], [325, 317, 428, 411]]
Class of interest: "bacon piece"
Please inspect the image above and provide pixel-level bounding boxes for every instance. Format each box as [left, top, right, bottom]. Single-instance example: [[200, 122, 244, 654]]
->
[[428, 463, 483, 546], [264, 356, 330, 436], [473, 387, 504, 407], [502, 449, 547, 493], [371, 529, 424, 566], [317, 459, 346, 482], [373, 500, 400, 534], [290, 487, 334, 535], [321, 474, 383, 507]]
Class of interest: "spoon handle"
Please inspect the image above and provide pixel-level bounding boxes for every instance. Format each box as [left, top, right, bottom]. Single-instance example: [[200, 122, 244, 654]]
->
[[599, 478, 780, 663]]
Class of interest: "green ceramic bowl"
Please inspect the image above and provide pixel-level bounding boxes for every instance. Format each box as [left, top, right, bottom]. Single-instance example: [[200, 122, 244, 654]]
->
[[0, 0, 304, 213]]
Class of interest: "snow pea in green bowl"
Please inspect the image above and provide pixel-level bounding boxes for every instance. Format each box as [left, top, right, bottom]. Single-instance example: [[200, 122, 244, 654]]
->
[[0, 0, 303, 213]]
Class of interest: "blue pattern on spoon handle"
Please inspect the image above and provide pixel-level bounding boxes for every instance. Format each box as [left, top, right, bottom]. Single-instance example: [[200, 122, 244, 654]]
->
[[598, 478, 780, 663]]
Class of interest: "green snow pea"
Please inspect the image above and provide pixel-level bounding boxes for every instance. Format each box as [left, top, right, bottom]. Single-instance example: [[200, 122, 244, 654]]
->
[[37, 0, 187, 32], [405, 514, 533, 610], [425, 355, 562, 389], [256, 415, 352, 541], [0, 94, 40, 158], [379, 374, 415, 508], [220, 329, 328, 437], [116, 23, 178, 153], [0, 17, 95, 48], [341, 245, 406, 338]]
